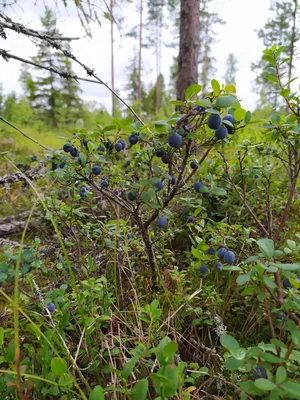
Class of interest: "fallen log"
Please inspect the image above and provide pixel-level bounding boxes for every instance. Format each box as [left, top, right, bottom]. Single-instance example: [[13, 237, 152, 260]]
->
[[0, 155, 52, 186]]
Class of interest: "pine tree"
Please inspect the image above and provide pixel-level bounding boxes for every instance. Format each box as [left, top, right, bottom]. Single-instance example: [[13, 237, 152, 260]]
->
[[198, 0, 224, 92], [125, 50, 143, 103], [224, 53, 238, 86], [176, 0, 200, 100], [19, 7, 82, 127], [252, 0, 299, 107]]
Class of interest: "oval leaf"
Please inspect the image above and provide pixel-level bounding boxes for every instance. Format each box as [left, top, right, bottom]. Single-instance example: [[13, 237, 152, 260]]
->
[[89, 385, 104, 400], [51, 357, 68, 377], [131, 379, 148, 400]]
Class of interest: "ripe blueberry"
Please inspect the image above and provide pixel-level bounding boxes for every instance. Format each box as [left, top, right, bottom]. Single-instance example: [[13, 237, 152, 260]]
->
[[156, 217, 168, 229], [208, 114, 222, 130], [115, 142, 123, 152], [253, 366, 267, 379], [216, 262, 222, 271], [223, 250, 235, 264], [215, 126, 228, 140], [119, 139, 126, 149], [199, 264, 209, 274], [190, 160, 198, 169], [128, 134, 138, 145], [194, 182, 203, 192], [101, 179, 109, 188], [217, 247, 227, 259], [223, 114, 235, 125], [92, 165, 101, 175], [47, 303, 56, 313], [155, 149, 165, 157], [97, 145, 105, 153], [70, 148, 79, 157], [63, 144, 72, 152], [168, 132, 182, 149], [283, 277, 293, 289], [154, 181, 164, 191], [171, 176, 176, 185], [161, 154, 170, 164], [206, 247, 215, 255], [128, 192, 137, 201]]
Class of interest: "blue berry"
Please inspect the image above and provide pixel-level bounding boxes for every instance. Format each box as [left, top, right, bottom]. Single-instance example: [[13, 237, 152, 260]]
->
[[47, 303, 56, 313]]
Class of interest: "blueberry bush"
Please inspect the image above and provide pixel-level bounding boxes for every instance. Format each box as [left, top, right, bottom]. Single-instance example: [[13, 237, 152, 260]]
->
[[0, 45, 300, 399]]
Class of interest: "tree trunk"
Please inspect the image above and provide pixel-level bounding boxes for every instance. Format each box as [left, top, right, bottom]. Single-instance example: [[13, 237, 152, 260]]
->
[[138, 0, 143, 103], [176, 0, 200, 101], [110, 0, 115, 116]]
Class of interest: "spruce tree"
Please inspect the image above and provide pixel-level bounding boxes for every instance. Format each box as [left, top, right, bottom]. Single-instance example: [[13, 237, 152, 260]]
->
[[252, 0, 299, 108], [224, 53, 238, 86], [19, 7, 82, 127]]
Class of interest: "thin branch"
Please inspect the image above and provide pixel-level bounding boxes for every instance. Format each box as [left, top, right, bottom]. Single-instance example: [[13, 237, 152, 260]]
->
[[0, 49, 103, 86], [0, 115, 52, 151], [0, 19, 83, 41]]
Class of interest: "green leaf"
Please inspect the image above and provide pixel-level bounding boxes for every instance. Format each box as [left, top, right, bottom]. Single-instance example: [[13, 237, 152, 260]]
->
[[89, 385, 105, 400], [75, 119, 84, 130], [280, 89, 291, 97], [196, 99, 212, 107], [292, 329, 300, 345], [225, 358, 243, 370], [58, 374, 73, 386], [287, 240, 296, 249], [234, 108, 247, 121], [131, 379, 148, 400], [263, 276, 277, 289], [224, 84, 236, 93], [79, 153, 87, 166], [153, 366, 178, 397], [142, 188, 156, 203], [261, 352, 284, 363], [156, 337, 171, 366], [220, 335, 240, 351], [121, 358, 137, 379], [276, 366, 287, 384], [237, 274, 251, 286], [270, 263, 300, 271], [51, 357, 68, 376], [154, 120, 170, 127], [87, 141, 95, 152], [103, 124, 116, 132], [212, 187, 227, 196], [254, 379, 277, 391], [263, 54, 276, 66], [215, 95, 238, 108], [244, 111, 252, 124], [185, 84, 202, 101], [211, 79, 220, 95], [162, 342, 178, 365], [281, 381, 300, 397], [206, 108, 220, 114], [257, 238, 275, 258], [265, 74, 278, 83]]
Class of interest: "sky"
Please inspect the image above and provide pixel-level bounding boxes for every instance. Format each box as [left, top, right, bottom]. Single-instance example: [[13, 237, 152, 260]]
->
[[0, 0, 294, 113]]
